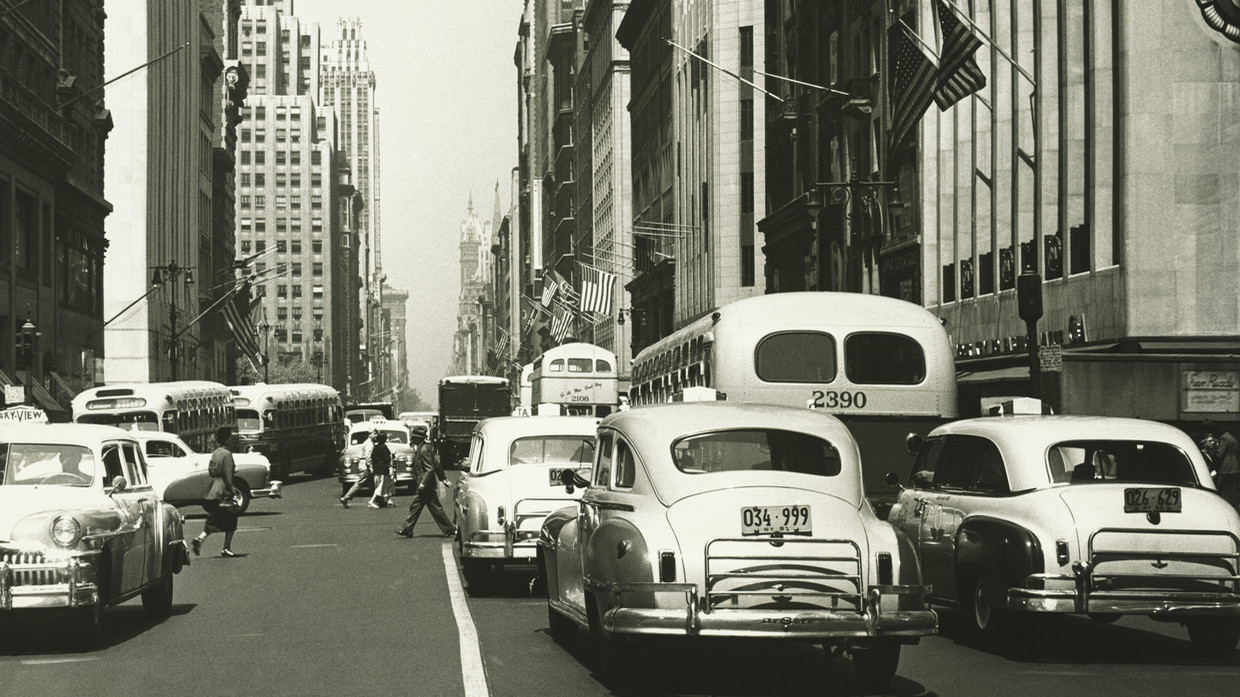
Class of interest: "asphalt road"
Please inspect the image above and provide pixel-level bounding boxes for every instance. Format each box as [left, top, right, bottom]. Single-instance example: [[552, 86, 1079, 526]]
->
[[1, 474, 1237, 697]]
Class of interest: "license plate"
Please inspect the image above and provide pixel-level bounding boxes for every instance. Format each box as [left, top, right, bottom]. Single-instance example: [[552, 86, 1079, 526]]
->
[[550, 468, 584, 486], [741, 505, 812, 536], [1123, 487, 1182, 513]]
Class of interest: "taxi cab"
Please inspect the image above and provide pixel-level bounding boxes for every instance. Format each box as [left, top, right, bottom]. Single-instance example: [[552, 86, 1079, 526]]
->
[[887, 400, 1240, 655], [453, 415, 595, 591], [0, 424, 190, 647], [539, 402, 935, 690], [135, 430, 281, 513], [337, 417, 417, 496]]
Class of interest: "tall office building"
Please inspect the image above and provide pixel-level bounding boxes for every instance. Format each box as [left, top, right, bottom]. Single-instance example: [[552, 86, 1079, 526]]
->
[[103, 0, 234, 383], [234, 0, 352, 389], [319, 19, 382, 396], [453, 196, 496, 376]]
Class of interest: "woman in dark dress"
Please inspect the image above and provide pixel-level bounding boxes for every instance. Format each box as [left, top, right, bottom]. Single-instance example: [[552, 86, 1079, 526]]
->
[[191, 426, 240, 558]]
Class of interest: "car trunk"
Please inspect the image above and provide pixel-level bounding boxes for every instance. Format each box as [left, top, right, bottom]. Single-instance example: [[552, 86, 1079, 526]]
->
[[502, 465, 585, 536], [665, 487, 871, 613]]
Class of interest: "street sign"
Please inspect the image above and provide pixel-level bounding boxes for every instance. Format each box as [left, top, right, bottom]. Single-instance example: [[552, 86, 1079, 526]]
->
[[1038, 344, 1063, 372], [4, 385, 25, 406], [0, 405, 48, 423]]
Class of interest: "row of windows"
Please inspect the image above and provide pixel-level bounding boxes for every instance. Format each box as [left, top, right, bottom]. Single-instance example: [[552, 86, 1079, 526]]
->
[[238, 239, 324, 254], [238, 150, 307, 166], [240, 105, 303, 121], [238, 219, 325, 234], [240, 173, 324, 191], [272, 306, 325, 322], [241, 128, 303, 143], [238, 195, 319, 212]]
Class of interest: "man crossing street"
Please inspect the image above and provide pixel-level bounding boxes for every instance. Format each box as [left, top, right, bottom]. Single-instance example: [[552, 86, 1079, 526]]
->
[[395, 424, 457, 538]]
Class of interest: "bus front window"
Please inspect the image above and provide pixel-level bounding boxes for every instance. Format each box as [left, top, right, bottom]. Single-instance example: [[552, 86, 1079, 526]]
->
[[236, 409, 262, 433]]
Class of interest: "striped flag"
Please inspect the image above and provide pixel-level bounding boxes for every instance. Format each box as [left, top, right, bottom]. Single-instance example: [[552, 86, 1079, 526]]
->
[[493, 329, 510, 360], [220, 282, 265, 365], [888, 20, 938, 150], [539, 274, 558, 308], [551, 269, 580, 305], [933, 0, 986, 109], [577, 263, 616, 316], [550, 305, 573, 344]]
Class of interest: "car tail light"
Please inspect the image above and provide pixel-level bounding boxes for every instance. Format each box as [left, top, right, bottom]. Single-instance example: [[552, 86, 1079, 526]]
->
[[659, 550, 676, 582], [497, 506, 506, 526], [876, 552, 893, 585], [1056, 539, 1070, 566]]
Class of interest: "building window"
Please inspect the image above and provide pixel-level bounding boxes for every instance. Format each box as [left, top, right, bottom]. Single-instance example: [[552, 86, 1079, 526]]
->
[[256, 42, 266, 56], [312, 239, 322, 253], [311, 195, 322, 209], [312, 262, 323, 277], [291, 195, 301, 210], [255, 173, 265, 186], [291, 239, 302, 254], [276, 240, 287, 253], [292, 262, 302, 276], [277, 284, 288, 299]]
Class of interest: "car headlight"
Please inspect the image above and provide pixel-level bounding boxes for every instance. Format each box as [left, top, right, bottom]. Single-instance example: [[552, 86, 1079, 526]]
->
[[51, 516, 84, 548]]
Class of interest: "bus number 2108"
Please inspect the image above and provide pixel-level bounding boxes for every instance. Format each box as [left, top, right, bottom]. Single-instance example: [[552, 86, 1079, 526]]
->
[[810, 390, 867, 409]]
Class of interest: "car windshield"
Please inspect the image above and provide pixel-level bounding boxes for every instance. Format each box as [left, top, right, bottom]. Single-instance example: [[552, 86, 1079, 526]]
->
[[0, 444, 97, 487], [1048, 439, 1199, 486], [509, 436, 594, 466], [382, 429, 408, 444], [672, 429, 842, 476], [350, 431, 371, 446], [76, 411, 159, 430]]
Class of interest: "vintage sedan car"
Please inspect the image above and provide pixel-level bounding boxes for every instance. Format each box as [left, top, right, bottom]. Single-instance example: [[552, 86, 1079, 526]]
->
[[0, 424, 190, 647], [539, 402, 935, 689], [886, 408, 1240, 655], [134, 430, 281, 514], [336, 418, 417, 496], [454, 415, 596, 589]]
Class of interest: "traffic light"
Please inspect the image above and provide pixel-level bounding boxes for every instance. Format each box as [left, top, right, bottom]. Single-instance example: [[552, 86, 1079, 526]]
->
[[1017, 273, 1043, 321]]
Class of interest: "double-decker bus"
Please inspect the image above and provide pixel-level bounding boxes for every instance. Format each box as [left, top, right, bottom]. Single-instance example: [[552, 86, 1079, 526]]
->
[[438, 375, 510, 468], [229, 383, 345, 479], [72, 380, 235, 452], [628, 292, 957, 512], [530, 342, 619, 417]]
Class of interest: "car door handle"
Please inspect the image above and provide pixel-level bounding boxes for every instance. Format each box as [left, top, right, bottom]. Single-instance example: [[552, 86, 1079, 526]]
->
[[913, 498, 926, 518]]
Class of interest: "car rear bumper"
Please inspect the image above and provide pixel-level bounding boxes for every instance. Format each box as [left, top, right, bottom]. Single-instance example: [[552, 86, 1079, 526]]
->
[[579, 582, 936, 640], [0, 557, 100, 610], [1009, 587, 1240, 616], [252, 480, 283, 499]]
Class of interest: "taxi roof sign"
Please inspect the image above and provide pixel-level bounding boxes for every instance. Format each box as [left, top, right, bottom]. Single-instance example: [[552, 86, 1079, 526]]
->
[[986, 397, 1053, 416]]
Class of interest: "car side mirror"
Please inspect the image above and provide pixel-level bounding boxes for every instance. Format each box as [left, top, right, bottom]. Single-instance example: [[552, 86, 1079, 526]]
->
[[885, 472, 902, 489], [904, 433, 924, 457], [560, 467, 590, 494], [110, 476, 128, 493]]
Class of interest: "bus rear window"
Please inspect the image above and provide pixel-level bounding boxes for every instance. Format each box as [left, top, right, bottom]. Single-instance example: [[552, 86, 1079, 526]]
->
[[844, 333, 926, 385], [236, 409, 262, 433], [567, 358, 592, 373], [755, 332, 836, 383]]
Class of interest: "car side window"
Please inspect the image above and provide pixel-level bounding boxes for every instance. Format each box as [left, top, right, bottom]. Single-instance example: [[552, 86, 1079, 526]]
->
[[121, 442, 147, 486], [468, 434, 485, 473], [594, 433, 613, 488], [102, 444, 124, 483], [936, 435, 1009, 493], [614, 439, 636, 489], [909, 437, 943, 489], [146, 440, 183, 458]]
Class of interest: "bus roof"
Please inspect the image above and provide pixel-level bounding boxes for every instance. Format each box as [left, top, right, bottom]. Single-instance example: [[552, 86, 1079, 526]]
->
[[71, 381, 231, 409], [439, 375, 509, 386], [229, 383, 340, 405], [633, 291, 945, 362]]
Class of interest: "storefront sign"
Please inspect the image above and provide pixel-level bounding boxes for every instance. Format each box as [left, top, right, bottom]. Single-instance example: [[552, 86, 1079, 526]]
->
[[1182, 370, 1240, 413], [1039, 345, 1063, 372], [0, 405, 48, 423], [4, 385, 25, 406]]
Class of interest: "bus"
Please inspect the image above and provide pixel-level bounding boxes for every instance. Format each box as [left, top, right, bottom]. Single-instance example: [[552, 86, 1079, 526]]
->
[[438, 375, 510, 468], [72, 380, 236, 452], [514, 363, 534, 416], [530, 342, 619, 417], [229, 383, 345, 479], [628, 292, 958, 513], [344, 401, 394, 424]]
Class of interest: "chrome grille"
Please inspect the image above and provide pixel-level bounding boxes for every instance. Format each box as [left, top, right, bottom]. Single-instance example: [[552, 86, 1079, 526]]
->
[[704, 537, 864, 612], [1, 551, 59, 587], [1087, 528, 1240, 593]]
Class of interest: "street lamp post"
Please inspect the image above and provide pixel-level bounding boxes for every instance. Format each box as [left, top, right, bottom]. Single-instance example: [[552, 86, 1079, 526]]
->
[[258, 320, 272, 382], [151, 261, 194, 381]]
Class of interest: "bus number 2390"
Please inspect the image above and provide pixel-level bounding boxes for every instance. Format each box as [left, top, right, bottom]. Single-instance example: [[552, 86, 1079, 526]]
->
[[810, 390, 867, 409]]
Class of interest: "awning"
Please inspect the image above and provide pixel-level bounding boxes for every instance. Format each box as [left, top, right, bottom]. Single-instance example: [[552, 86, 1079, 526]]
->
[[956, 365, 1032, 384], [15, 371, 67, 413], [0, 368, 12, 386], [49, 371, 77, 402]]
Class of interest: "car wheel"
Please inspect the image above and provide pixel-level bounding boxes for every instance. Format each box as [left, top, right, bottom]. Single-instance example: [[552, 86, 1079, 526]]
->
[[968, 571, 1011, 639], [72, 602, 104, 650], [547, 604, 575, 644], [232, 481, 252, 514], [1186, 617, 1240, 658], [462, 559, 490, 595], [141, 564, 174, 619], [850, 639, 901, 693]]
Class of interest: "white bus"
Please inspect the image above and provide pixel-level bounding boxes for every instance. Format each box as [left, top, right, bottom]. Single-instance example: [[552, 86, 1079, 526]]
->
[[628, 292, 958, 511], [72, 380, 236, 453], [229, 383, 345, 479], [530, 342, 620, 417]]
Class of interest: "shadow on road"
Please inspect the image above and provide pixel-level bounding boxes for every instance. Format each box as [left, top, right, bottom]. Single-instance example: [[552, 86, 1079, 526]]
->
[[0, 603, 196, 655]]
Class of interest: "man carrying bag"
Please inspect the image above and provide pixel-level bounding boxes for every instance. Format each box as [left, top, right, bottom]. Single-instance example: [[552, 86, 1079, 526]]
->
[[395, 424, 457, 538]]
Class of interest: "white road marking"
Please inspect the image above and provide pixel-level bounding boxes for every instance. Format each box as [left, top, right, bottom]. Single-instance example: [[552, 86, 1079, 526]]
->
[[442, 542, 490, 697], [22, 657, 97, 665], [289, 543, 338, 548]]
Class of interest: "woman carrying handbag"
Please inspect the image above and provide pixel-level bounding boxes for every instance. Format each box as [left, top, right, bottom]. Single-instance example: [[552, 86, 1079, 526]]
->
[[191, 426, 241, 558]]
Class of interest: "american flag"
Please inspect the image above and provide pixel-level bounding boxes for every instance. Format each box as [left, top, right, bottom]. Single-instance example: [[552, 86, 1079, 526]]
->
[[933, 0, 986, 110], [550, 305, 573, 344], [577, 263, 616, 316], [888, 20, 938, 150], [539, 274, 558, 307], [493, 329, 510, 361], [220, 282, 265, 366]]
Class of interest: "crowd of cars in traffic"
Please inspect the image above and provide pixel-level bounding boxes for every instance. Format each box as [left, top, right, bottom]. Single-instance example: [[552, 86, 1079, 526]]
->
[[448, 398, 1240, 690], [2, 390, 1239, 688]]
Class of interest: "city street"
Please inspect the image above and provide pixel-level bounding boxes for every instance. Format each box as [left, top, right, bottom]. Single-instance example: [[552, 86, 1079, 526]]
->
[[0, 473, 1236, 697]]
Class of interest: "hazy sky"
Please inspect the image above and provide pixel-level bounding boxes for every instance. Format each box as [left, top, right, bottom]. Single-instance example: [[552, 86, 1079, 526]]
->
[[292, 0, 522, 404]]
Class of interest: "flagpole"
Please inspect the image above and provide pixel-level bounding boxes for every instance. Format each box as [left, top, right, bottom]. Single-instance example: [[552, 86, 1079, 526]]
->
[[666, 39, 785, 103]]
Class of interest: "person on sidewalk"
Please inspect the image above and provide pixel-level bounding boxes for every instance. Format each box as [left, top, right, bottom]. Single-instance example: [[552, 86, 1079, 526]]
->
[[191, 426, 241, 558], [395, 424, 456, 538]]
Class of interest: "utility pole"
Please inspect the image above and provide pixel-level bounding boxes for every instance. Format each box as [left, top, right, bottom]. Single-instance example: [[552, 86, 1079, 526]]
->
[[152, 261, 194, 381]]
